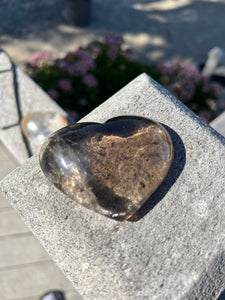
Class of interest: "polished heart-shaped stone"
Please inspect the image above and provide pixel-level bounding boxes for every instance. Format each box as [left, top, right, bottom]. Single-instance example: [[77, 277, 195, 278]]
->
[[39, 116, 174, 221]]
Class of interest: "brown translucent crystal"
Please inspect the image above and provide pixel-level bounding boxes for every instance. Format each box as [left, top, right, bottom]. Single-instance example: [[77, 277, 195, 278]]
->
[[39, 116, 174, 221]]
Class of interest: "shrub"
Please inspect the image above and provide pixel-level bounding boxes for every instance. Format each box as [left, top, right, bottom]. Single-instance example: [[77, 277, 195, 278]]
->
[[158, 61, 223, 122], [26, 33, 223, 123]]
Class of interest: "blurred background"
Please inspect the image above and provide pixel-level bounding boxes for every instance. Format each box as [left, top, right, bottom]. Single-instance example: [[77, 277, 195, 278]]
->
[[1, 0, 225, 66], [2, 0, 225, 123], [1, 1, 225, 300], [1, 0, 224, 123]]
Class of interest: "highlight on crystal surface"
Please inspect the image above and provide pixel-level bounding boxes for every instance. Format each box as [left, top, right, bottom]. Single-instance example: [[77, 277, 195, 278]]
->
[[21, 112, 69, 145], [39, 116, 174, 221]]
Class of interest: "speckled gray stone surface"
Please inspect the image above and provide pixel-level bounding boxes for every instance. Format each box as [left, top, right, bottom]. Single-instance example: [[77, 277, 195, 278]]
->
[[0, 51, 67, 163], [1, 74, 225, 299], [210, 109, 225, 138], [0, 49, 11, 71]]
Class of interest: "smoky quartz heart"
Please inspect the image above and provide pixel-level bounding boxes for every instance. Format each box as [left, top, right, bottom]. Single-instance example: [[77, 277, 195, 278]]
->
[[39, 116, 173, 221]]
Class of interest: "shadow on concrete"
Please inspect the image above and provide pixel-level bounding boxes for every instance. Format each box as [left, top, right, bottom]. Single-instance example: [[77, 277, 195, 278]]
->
[[133, 125, 186, 221], [0, 0, 225, 64], [184, 250, 225, 300], [218, 289, 225, 300]]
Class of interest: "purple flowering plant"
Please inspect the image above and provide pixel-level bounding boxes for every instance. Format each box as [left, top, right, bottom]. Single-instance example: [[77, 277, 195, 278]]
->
[[158, 61, 224, 122], [26, 33, 223, 122], [25, 33, 161, 120]]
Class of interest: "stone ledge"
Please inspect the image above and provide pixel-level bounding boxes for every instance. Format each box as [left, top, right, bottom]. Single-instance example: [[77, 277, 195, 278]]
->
[[0, 51, 66, 163], [0, 49, 11, 71], [1, 74, 225, 299], [210, 110, 225, 137]]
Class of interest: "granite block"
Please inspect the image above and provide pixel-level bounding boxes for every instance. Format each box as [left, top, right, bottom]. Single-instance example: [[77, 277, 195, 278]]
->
[[0, 51, 67, 163], [1, 74, 225, 299], [0, 50, 11, 71], [210, 110, 225, 137]]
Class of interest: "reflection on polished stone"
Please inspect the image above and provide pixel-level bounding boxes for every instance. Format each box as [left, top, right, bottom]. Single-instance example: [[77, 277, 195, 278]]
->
[[40, 116, 174, 221], [21, 112, 69, 145]]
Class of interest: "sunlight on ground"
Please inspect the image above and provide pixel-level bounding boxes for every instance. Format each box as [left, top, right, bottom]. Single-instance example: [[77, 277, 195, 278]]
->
[[57, 24, 81, 34], [125, 33, 166, 48], [148, 14, 168, 23], [133, 0, 193, 12], [147, 50, 165, 61], [133, 0, 225, 12], [125, 33, 167, 62]]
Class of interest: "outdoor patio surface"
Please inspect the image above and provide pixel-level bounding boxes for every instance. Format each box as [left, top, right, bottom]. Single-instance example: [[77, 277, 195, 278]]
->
[[1, 0, 225, 67], [0, 142, 82, 300], [1, 0, 225, 299]]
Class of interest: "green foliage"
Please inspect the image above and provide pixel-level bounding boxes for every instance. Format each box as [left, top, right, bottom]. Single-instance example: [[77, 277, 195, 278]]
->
[[26, 34, 223, 123]]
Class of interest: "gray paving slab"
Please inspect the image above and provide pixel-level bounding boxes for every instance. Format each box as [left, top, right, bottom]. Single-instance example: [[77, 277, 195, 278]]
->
[[0, 192, 11, 209], [21, 292, 83, 300], [66, 292, 83, 300], [0, 235, 49, 269], [0, 141, 19, 209], [0, 290, 5, 300], [0, 141, 19, 211], [1, 73, 225, 299], [0, 261, 80, 299], [0, 53, 82, 300], [0, 50, 11, 71], [0, 142, 19, 181], [0, 70, 18, 128], [0, 210, 30, 237]]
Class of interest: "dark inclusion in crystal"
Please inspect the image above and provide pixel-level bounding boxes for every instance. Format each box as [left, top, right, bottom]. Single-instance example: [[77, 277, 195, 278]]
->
[[39, 116, 174, 221]]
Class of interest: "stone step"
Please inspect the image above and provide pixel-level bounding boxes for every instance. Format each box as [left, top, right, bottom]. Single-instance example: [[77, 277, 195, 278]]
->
[[2, 73, 225, 299], [0, 235, 49, 269], [0, 261, 81, 299], [0, 210, 30, 237], [0, 51, 67, 163]]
